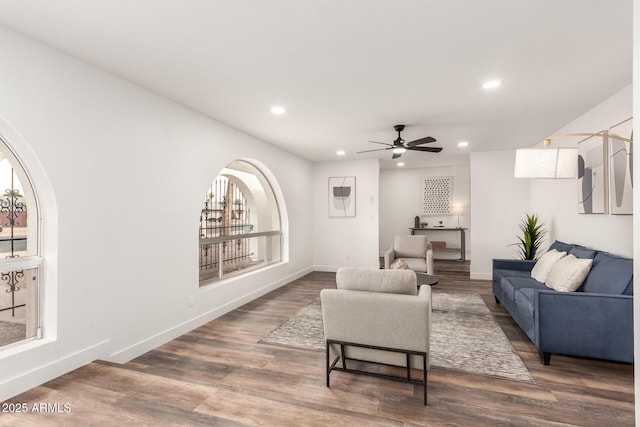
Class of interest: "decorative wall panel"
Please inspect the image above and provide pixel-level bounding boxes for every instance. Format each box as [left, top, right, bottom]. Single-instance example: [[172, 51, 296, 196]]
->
[[608, 117, 633, 215], [577, 133, 607, 214]]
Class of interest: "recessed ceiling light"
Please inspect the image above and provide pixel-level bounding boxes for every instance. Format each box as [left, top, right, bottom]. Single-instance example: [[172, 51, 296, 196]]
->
[[458, 141, 469, 147], [397, 162, 405, 167], [270, 105, 286, 115], [336, 150, 346, 156], [482, 80, 501, 89]]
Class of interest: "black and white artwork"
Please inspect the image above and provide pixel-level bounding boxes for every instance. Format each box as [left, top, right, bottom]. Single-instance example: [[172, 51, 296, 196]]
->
[[329, 176, 355, 217], [422, 176, 452, 215], [577, 133, 607, 214], [609, 117, 633, 215]]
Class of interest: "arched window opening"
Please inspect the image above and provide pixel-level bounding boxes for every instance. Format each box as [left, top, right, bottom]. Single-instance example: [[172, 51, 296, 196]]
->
[[199, 160, 282, 283], [0, 138, 41, 348]]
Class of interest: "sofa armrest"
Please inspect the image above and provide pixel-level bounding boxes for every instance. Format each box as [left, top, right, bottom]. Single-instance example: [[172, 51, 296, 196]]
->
[[492, 259, 536, 272], [426, 248, 434, 275], [383, 248, 395, 269], [535, 291, 633, 362], [320, 286, 431, 354]]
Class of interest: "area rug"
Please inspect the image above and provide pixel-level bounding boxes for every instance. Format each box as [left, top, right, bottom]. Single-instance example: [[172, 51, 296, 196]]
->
[[260, 292, 533, 383], [0, 320, 26, 346]]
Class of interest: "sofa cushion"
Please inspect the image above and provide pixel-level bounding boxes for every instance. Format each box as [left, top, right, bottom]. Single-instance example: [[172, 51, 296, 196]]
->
[[569, 246, 597, 259], [494, 268, 532, 285], [531, 249, 566, 283], [545, 254, 593, 292], [581, 252, 633, 295], [336, 267, 417, 295], [514, 288, 536, 318], [393, 235, 428, 258], [500, 276, 548, 301], [548, 240, 575, 253]]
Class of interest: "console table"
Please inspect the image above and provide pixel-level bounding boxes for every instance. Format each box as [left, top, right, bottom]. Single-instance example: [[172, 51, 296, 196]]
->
[[409, 227, 466, 262]]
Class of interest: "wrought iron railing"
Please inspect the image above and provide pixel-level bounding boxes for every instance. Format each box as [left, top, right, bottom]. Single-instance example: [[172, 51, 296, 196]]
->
[[0, 172, 30, 320], [199, 231, 281, 282]]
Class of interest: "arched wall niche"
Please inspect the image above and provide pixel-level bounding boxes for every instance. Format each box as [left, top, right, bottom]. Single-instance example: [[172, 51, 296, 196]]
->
[[198, 159, 288, 284]]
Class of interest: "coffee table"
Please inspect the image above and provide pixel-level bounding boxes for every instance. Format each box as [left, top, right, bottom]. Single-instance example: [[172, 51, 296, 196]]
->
[[416, 273, 439, 286]]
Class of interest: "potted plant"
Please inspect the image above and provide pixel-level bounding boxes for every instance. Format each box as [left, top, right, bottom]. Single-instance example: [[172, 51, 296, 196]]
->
[[513, 213, 546, 260]]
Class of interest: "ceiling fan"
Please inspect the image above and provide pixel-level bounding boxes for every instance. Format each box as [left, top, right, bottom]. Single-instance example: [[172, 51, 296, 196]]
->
[[358, 124, 442, 159]]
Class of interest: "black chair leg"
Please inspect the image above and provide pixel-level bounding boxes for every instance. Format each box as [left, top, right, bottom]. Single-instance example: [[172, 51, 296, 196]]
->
[[326, 341, 330, 387]]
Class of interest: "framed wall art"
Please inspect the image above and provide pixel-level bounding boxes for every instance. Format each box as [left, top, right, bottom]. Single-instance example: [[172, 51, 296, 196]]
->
[[577, 132, 607, 214], [421, 176, 452, 215], [608, 117, 633, 215], [329, 176, 356, 217]]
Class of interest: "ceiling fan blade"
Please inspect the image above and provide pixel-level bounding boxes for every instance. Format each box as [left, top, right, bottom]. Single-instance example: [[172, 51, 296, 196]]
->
[[392, 152, 402, 159], [408, 146, 443, 153], [357, 147, 392, 154], [406, 136, 436, 147], [368, 140, 393, 147]]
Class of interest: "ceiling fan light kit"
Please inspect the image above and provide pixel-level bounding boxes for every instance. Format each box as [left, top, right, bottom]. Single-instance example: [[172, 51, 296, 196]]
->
[[357, 124, 443, 159]]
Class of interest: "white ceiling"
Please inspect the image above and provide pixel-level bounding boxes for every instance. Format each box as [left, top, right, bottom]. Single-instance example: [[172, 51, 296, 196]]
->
[[0, 0, 633, 168]]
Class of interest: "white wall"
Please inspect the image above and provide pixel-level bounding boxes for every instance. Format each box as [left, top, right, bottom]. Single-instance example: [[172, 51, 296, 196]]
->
[[531, 85, 633, 257], [0, 26, 314, 400], [470, 85, 633, 280], [632, 0, 639, 423], [469, 150, 531, 279], [313, 159, 379, 271], [379, 164, 470, 260]]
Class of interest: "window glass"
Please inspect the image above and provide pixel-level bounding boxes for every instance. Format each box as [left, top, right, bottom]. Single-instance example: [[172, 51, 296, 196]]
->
[[0, 140, 40, 348]]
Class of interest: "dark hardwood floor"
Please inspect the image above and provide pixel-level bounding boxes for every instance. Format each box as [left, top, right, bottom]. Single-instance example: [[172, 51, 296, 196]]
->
[[1, 265, 634, 426]]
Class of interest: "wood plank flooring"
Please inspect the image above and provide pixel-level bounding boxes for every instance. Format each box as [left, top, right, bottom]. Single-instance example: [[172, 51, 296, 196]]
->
[[1, 268, 634, 426]]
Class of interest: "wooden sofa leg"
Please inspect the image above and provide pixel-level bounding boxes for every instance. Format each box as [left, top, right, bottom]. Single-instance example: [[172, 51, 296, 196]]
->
[[494, 296, 500, 304], [540, 351, 551, 365]]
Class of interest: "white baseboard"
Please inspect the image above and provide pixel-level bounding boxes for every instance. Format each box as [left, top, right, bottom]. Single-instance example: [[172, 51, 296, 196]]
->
[[312, 264, 379, 272], [0, 339, 110, 402], [470, 271, 492, 280], [313, 265, 339, 272], [105, 266, 314, 364]]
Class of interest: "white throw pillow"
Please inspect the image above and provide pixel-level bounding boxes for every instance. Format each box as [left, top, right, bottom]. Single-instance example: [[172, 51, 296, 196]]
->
[[531, 249, 566, 283], [391, 259, 409, 269], [545, 254, 593, 292]]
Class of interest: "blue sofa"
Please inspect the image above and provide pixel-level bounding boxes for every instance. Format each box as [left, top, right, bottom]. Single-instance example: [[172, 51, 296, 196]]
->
[[492, 241, 633, 365]]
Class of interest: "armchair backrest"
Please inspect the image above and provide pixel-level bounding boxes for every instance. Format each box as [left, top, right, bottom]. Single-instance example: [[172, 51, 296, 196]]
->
[[393, 235, 429, 259], [336, 267, 417, 295]]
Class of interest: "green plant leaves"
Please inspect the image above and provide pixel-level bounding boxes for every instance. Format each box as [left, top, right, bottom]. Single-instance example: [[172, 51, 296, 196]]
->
[[513, 214, 546, 260]]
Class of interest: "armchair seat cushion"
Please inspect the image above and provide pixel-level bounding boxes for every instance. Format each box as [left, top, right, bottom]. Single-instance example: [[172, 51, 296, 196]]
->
[[398, 257, 427, 273]]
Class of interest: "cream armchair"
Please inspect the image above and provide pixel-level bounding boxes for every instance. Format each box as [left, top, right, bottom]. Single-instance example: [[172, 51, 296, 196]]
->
[[320, 267, 432, 405], [384, 235, 434, 274]]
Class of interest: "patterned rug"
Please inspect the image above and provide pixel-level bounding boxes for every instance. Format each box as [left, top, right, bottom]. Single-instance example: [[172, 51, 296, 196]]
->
[[0, 320, 26, 346], [260, 292, 533, 383]]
